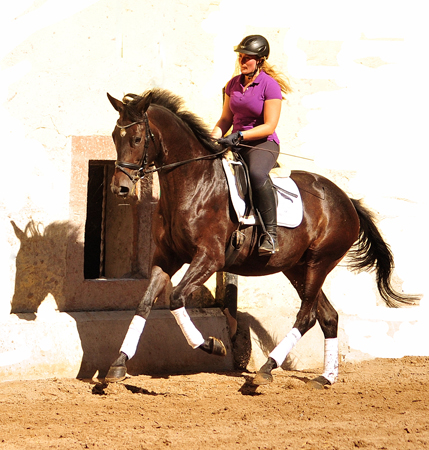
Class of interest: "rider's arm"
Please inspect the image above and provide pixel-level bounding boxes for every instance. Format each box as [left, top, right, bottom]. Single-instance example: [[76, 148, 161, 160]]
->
[[211, 94, 233, 140]]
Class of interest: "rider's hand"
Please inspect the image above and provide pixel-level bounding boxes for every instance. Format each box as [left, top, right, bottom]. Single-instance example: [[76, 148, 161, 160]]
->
[[217, 131, 243, 147]]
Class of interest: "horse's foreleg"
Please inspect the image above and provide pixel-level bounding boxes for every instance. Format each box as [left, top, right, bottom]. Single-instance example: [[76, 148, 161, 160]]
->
[[170, 255, 227, 357], [171, 305, 227, 356], [221, 272, 238, 339], [170, 306, 204, 348], [105, 266, 170, 382], [223, 307, 238, 339]]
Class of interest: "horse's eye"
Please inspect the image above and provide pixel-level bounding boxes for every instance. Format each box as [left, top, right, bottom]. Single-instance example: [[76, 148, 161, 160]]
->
[[135, 137, 142, 145]]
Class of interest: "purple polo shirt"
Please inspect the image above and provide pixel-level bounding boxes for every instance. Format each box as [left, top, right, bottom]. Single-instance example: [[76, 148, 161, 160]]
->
[[225, 71, 282, 144]]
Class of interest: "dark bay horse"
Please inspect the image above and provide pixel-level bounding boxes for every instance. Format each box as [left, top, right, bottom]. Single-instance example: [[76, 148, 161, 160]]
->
[[105, 88, 417, 387]]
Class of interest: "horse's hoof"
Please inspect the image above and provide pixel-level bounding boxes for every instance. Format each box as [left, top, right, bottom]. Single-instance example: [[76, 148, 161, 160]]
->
[[253, 371, 273, 385], [210, 336, 227, 356], [306, 375, 331, 390], [199, 337, 227, 356], [104, 365, 127, 383]]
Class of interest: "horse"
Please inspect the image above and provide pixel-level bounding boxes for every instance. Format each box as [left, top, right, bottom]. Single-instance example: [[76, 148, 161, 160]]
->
[[104, 88, 417, 388]]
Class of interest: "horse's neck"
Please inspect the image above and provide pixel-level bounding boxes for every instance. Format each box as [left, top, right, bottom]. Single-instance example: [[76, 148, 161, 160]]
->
[[150, 108, 216, 183], [155, 119, 207, 161], [148, 107, 225, 215]]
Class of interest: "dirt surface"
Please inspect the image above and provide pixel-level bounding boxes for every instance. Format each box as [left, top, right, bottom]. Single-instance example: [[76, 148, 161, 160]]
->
[[0, 357, 428, 450]]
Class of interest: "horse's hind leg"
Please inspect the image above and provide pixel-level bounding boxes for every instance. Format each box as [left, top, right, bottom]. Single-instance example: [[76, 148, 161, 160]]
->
[[253, 266, 310, 385], [105, 265, 171, 382], [307, 291, 339, 389], [253, 265, 332, 386]]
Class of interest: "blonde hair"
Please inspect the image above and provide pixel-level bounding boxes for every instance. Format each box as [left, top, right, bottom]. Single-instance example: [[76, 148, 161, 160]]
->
[[261, 61, 292, 97], [233, 58, 292, 98]]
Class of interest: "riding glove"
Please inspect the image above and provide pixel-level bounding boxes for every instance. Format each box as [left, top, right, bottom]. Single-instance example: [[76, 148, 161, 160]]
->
[[217, 131, 243, 147]]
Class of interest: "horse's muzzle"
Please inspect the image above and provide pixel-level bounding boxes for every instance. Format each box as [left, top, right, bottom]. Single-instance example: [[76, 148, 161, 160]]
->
[[110, 173, 134, 197], [111, 183, 131, 197]]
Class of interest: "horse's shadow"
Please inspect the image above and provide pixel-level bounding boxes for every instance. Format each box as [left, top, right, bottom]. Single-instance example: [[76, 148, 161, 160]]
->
[[10, 219, 114, 378], [10, 220, 76, 316], [232, 311, 295, 372]]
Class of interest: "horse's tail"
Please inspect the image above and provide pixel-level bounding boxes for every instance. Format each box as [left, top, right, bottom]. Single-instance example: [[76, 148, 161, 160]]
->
[[347, 198, 420, 307]]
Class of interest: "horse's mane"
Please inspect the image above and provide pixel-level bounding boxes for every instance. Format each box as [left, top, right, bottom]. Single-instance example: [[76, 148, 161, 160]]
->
[[123, 88, 219, 154]]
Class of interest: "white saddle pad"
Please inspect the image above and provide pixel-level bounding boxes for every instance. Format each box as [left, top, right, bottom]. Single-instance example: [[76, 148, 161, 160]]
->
[[222, 158, 303, 228]]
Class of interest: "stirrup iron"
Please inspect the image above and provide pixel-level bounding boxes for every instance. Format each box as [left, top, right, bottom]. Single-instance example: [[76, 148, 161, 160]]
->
[[258, 232, 279, 255]]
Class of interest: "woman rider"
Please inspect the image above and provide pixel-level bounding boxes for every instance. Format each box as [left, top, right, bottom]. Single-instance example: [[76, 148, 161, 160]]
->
[[211, 35, 292, 255]]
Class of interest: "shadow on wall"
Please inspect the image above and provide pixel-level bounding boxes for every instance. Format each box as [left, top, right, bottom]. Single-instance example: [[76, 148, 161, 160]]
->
[[234, 311, 294, 371], [10, 218, 222, 313], [9, 219, 153, 378], [9, 220, 103, 378], [10, 220, 76, 316]]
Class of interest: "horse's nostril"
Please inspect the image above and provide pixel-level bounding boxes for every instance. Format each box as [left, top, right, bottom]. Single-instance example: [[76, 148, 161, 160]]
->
[[110, 181, 130, 197], [119, 186, 129, 196]]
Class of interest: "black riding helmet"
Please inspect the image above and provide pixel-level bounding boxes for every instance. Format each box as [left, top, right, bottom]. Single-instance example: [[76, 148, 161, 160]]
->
[[234, 35, 270, 59]]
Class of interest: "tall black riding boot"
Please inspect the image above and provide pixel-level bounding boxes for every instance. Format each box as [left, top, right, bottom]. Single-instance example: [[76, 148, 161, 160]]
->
[[253, 179, 279, 255]]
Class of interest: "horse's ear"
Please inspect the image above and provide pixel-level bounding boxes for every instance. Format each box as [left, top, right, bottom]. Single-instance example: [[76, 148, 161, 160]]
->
[[11, 221, 26, 242], [107, 93, 124, 113], [136, 91, 153, 114]]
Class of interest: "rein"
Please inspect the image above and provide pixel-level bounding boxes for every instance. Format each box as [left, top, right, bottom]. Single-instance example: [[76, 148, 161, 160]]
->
[[143, 148, 228, 175], [115, 113, 228, 183]]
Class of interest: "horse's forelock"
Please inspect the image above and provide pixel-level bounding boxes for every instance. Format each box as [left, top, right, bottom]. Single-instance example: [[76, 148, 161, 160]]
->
[[122, 93, 139, 104], [121, 91, 152, 121]]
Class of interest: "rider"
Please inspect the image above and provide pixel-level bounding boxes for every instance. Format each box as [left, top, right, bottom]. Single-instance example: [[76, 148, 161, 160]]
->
[[212, 35, 292, 255]]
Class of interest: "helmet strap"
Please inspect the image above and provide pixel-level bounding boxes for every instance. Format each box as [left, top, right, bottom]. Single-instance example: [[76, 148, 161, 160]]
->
[[245, 69, 258, 80], [244, 59, 263, 80]]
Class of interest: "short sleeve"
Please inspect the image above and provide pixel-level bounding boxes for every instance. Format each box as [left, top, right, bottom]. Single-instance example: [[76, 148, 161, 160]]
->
[[225, 76, 238, 97], [225, 79, 232, 97], [264, 78, 282, 100]]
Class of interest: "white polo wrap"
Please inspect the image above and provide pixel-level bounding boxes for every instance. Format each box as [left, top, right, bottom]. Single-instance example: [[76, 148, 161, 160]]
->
[[322, 337, 339, 384], [119, 315, 146, 359], [171, 307, 205, 349], [269, 328, 302, 368]]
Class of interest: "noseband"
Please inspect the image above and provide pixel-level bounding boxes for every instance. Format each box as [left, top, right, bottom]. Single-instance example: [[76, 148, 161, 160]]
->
[[115, 112, 155, 183]]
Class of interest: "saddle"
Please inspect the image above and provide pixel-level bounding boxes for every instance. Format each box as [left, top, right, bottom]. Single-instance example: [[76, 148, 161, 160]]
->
[[222, 152, 303, 266]]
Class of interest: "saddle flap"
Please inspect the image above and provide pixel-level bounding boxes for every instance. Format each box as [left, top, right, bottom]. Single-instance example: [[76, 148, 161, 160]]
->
[[223, 151, 251, 200]]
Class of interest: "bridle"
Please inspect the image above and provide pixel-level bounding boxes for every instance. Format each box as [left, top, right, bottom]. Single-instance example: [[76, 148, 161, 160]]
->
[[114, 112, 156, 184], [114, 112, 228, 184]]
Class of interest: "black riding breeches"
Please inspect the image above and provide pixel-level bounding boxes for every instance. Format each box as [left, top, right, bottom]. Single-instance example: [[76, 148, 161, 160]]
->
[[239, 139, 280, 189]]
